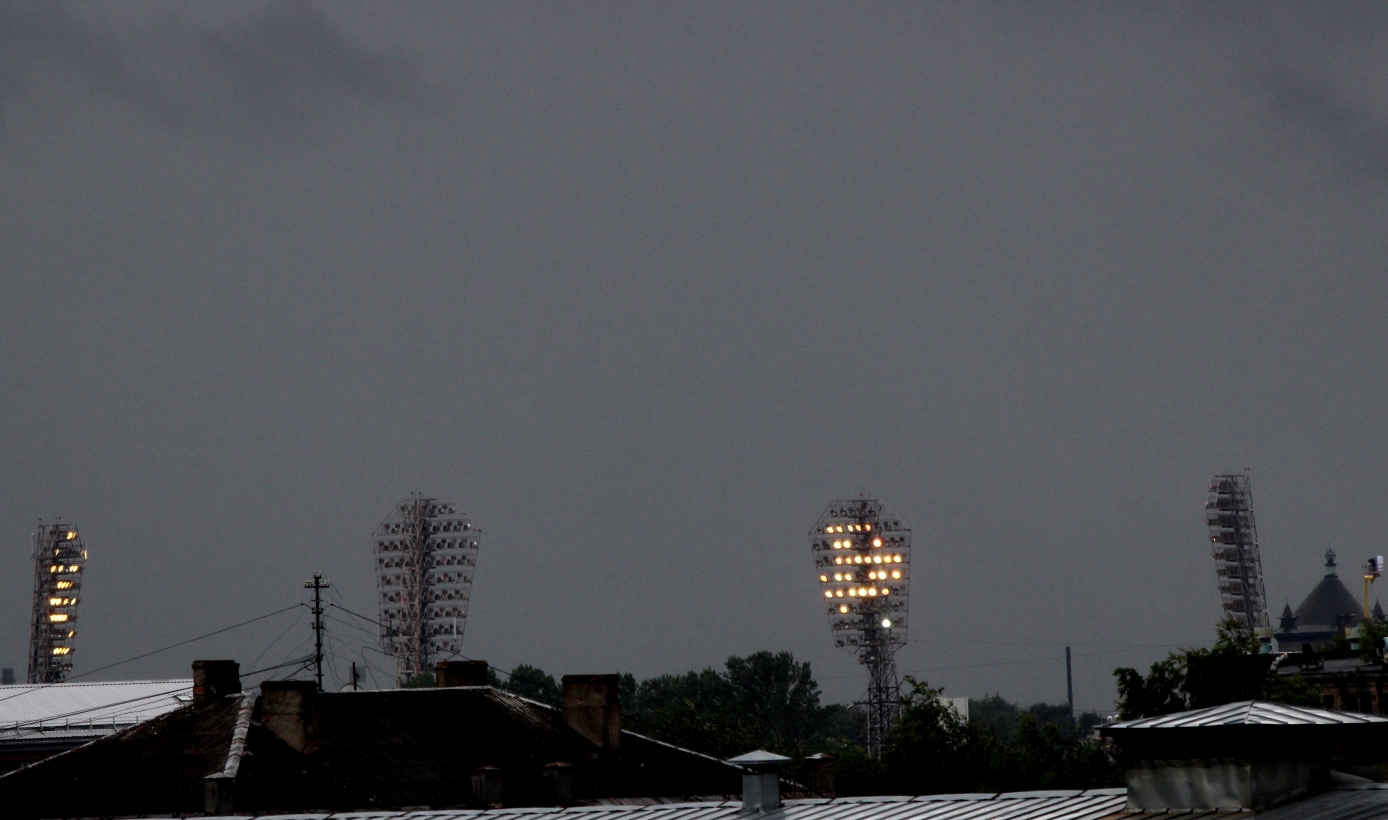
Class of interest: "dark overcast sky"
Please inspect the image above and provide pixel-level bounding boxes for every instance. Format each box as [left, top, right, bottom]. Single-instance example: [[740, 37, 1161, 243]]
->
[[2, 1, 1386, 711]]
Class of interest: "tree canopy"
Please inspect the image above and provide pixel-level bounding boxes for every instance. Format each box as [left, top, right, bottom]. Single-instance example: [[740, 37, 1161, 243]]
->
[[834, 678, 1119, 795], [476, 650, 1118, 795], [1113, 617, 1320, 720]]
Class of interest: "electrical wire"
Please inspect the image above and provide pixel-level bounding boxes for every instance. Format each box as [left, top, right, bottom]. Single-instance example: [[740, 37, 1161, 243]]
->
[[247, 607, 308, 674], [242, 655, 318, 679], [4, 687, 192, 729], [0, 604, 306, 696], [327, 603, 512, 681]]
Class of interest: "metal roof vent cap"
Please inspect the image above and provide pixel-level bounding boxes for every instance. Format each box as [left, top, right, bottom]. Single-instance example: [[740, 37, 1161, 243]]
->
[[1101, 701, 1388, 811], [728, 750, 790, 812]]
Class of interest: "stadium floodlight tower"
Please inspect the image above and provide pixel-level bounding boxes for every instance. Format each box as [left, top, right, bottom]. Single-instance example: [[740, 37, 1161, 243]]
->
[[1206, 474, 1271, 650], [809, 498, 911, 756], [374, 496, 480, 683], [28, 521, 88, 684]]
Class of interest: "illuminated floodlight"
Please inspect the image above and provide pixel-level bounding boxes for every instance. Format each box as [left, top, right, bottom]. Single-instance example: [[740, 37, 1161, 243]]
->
[[28, 522, 87, 683], [809, 497, 911, 756], [374, 496, 480, 683]]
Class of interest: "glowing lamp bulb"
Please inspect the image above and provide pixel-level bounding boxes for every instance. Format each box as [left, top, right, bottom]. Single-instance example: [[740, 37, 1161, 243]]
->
[[881, 618, 892, 628]]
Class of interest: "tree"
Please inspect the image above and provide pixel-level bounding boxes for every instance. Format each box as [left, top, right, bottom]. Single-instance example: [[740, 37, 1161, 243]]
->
[[969, 694, 1107, 741], [724, 651, 827, 755], [504, 664, 562, 706], [1114, 617, 1320, 719], [625, 651, 856, 759], [836, 678, 1120, 796]]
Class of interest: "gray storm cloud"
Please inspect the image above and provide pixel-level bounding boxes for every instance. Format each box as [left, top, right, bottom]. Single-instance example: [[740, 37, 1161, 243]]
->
[[1182, 1, 1388, 178], [0, 0, 425, 129]]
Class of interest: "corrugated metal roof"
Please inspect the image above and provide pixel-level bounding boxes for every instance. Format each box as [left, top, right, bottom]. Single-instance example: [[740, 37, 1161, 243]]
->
[[0, 679, 192, 736], [1105, 700, 1388, 729], [149, 791, 1132, 820], [1257, 787, 1388, 820], [162, 788, 1388, 820]]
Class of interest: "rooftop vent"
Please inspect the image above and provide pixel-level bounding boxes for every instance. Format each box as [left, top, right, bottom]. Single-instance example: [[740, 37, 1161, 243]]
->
[[1101, 700, 1388, 810]]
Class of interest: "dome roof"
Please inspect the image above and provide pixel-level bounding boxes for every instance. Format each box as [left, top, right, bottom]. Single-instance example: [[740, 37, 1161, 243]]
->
[[1293, 574, 1362, 630]]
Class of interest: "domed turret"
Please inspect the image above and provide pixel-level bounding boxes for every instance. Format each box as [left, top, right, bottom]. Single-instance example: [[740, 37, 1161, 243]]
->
[[1274, 550, 1362, 648]]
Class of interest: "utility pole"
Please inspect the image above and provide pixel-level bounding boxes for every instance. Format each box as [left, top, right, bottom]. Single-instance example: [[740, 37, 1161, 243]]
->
[[350, 661, 361, 691], [304, 572, 330, 691], [1065, 646, 1074, 721]]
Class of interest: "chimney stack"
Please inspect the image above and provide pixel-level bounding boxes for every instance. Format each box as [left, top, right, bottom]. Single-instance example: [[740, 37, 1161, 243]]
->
[[807, 752, 836, 798], [191, 660, 241, 706], [562, 674, 621, 749], [437, 660, 491, 687], [542, 761, 575, 806], [472, 765, 504, 807], [260, 680, 320, 753]]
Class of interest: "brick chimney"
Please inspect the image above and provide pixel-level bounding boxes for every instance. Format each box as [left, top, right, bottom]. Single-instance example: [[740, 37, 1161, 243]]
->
[[191, 660, 241, 706], [562, 674, 621, 749], [807, 752, 836, 798], [437, 660, 490, 687], [260, 680, 320, 753]]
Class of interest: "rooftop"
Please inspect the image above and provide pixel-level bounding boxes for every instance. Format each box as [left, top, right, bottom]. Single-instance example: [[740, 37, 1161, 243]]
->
[[1106, 700, 1388, 729], [0, 679, 193, 733], [127, 784, 1388, 820], [0, 680, 744, 817]]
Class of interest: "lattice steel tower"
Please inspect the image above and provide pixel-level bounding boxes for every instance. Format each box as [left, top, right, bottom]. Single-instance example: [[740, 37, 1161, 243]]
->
[[374, 496, 480, 683], [1206, 474, 1270, 645], [810, 498, 911, 755], [28, 521, 88, 684]]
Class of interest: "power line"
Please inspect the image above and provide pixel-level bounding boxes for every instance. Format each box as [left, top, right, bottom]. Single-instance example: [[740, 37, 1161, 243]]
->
[[62, 604, 305, 682], [327, 603, 513, 682], [242, 655, 317, 679], [247, 607, 308, 673]]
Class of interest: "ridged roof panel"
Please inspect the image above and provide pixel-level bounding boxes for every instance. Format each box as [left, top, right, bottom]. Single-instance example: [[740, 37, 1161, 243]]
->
[[1105, 700, 1388, 729], [0, 679, 192, 734]]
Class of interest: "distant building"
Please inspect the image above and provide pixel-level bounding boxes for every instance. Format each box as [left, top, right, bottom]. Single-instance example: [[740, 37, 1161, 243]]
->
[[1270, 645, 1388, 714], [1274, 549, 1366, 649], [0, 678, 191, 772]]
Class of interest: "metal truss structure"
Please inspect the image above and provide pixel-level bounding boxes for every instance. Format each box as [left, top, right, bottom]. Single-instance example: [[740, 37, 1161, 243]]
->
[[28, 522, 87, 684], [1206, 474, 1271, 645], [810, 498, 911, 756], [374, 496, 480, 683]]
